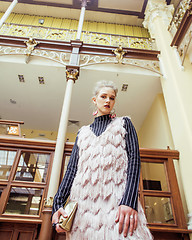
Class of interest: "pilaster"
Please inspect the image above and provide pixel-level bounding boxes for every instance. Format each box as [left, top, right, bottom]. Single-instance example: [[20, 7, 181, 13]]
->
[[143, 0, 192, 224]]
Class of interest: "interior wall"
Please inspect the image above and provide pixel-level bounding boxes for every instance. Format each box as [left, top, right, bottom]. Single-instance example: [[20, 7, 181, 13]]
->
[[138, 93, 188, 219], [21, 128, 77, 142], [138, 93, 174, 149], [21, 128, 57, 141]]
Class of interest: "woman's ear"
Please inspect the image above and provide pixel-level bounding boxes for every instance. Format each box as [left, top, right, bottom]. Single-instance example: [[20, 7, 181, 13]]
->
[[92, 96, 96, 105]]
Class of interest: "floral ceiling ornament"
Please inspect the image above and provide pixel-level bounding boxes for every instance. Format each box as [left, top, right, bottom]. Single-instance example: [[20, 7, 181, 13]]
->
[[24, 38, 39, 63], [112, 45, 127, 64], [0, 45, 70, 65], [79, 54, 161, 75]]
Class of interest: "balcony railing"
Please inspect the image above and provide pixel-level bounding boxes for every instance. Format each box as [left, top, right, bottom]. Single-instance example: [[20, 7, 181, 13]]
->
[[169, 0, 192, 37], [0, 23, 156, 50]]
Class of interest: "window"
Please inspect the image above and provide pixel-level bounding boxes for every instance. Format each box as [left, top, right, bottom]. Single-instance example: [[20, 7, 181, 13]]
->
[[0, 150, 17, 180], [144, 196, 174, 224], [138, 149, 187, 231], [15, 152, 50, 182], [0, 143, 54, 220], [142, 162, 169, 191], [5, 187, 43, 215]]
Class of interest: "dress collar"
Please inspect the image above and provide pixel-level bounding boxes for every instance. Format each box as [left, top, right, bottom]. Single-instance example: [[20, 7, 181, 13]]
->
[[94, 114, 111, 123]]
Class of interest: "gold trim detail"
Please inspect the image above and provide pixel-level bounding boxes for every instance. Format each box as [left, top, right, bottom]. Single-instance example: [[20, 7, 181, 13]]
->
[[112, 46, 127, 64], [66, 69, 79, 81], [44, 197, 54, 208], [0, 23, 155, 50], [25, 38, 39, 56], [24, 38, 39, 63]]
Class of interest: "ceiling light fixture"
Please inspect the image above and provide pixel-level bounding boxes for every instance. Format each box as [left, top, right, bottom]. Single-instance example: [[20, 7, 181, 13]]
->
[[38, 77, 45, 84], [38, 19, 44, 25], [68, 120, 80, 126], [18, 74, 25, 82], [39, 133, 45, 137], [121, 84, 128, 92], [10, 99, 17, 104]]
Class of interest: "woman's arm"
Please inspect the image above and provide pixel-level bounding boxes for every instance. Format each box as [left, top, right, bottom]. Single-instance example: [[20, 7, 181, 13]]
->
[[120, 117, 140, 210], [52, 135, 79, 215], [116, 117, 140, 237]]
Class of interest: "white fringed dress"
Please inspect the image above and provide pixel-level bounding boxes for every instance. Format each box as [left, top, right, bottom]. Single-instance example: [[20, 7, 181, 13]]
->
[[65, 116, 153, 240]]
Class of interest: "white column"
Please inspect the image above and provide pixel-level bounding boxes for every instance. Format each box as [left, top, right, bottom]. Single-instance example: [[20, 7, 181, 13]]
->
[[0, 0, 18, 29], [143, 0, 192, 220], [47, 78, 74, 198], [46, 0, 87, 200], [76, 0, 87, 40]]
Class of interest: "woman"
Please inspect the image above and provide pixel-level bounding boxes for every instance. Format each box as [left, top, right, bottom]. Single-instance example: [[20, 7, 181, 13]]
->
[[52, 81, 153, 240]]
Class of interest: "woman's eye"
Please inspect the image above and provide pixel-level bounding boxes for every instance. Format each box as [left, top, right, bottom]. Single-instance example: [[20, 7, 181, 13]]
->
[[110, 97, 115, 100], [101, 95, 106, 98]]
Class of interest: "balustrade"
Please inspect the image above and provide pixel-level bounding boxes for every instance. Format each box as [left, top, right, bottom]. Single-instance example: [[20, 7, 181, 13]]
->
[[169, 0, 192, 37], [0, 23, 156, 50]]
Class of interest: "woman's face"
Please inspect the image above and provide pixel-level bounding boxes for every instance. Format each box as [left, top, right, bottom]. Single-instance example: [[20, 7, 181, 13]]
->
[[92, 87, 116, 116]]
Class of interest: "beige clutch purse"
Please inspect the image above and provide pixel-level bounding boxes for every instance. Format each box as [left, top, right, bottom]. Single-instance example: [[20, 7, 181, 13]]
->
[[59, 198, 78, 232]]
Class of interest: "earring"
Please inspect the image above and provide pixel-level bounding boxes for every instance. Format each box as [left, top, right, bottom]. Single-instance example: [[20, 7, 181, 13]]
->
[[93, 110, 98, 116], [110, 109, 116, 119]]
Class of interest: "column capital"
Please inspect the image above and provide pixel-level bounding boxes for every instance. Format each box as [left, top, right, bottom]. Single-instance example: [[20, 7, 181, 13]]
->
[[66, 66, 80, 82], [143, 0, 174, 37], [80, 0, 89, 8]]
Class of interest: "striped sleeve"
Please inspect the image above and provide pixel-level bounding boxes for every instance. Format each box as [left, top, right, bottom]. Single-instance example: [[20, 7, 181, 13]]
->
[[52, 135, 79, 214], [119, 117, 141, 211]]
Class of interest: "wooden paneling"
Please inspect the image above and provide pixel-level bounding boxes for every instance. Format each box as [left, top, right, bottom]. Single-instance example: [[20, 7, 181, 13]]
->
[[0, 223, 37, 240], [0, 230, 13, 240], [152, 232, 190, 240]]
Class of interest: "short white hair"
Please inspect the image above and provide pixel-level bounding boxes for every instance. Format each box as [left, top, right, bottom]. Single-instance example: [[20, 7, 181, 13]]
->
[[93, 81, 118, 97]]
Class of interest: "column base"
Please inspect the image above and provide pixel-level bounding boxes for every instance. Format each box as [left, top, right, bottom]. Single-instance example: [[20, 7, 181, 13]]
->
[[39, 208, 53, 240]]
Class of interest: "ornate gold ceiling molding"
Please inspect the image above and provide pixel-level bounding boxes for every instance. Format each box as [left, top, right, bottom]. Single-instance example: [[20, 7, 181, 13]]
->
[[0, 45, 161, 74], [0, 45, 70, 65], [80, 54, 161, 75]]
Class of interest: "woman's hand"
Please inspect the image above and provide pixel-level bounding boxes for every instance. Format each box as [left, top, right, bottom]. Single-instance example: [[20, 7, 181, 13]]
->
[[52, 207, 68, 233], [115, 205, 138, 238]]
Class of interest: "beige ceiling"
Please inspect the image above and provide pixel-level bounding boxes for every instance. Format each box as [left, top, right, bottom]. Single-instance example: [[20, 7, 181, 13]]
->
[[34, 0, 73, 3], [98, 0, 144, 12], [0, 55, 162, 134]]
